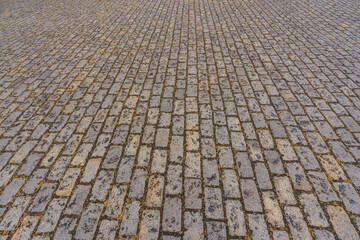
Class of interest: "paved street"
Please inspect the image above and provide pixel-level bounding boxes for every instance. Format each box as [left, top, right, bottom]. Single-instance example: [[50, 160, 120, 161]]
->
[[0, 0, 360, 239]]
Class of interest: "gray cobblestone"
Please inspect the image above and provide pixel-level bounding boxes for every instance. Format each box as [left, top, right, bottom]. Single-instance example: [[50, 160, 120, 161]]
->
[[90, 170, 114, 201], [139, 210, 160, 240], [299, 193, 329, 227], [308, 172, 339, 202], [0, 178, 25, 205], [119, 201, 141, 236], [225, 200, 246, 237], [0, 196, 31, 230], [37, 198, 67, 232], [206, 221, 227, 240], [146, 175, 164, 208], [183, 211, 204, 240], [97, 220, 118, 240], [29, 183, 57, 212], [248, 214, 270, 240], [204, 188, 224, 219], [284, 206, 312, 240], [334, 182, 360, 214], [184, 179, 202, 209], [75, 203, 103, 239], [65, 185, 91, 215], [162, 197, 182, 232]]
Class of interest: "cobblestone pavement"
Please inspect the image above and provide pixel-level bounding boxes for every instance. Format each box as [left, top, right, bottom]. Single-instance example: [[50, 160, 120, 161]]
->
[[0, 0, 360, 239]]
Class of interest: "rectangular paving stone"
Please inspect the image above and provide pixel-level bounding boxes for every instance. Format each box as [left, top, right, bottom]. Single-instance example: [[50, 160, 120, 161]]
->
[[0, 177, 25, 205], [230, 132, 246, 151], [262, 191, 285, 228], [37, 198, 67, 233], [284, 206, 312, 240], [218, 147, 234, 167], [201, 138, 216, 158], [308, 172, 339, 202], [75, 203, 104, 240], [104, 185, 127, 218], [286, 163, 312, 191], [103, 146, 122, 169], [186, 131, 199, 151], [204, 187, 224, 219], [240, 179, 263, 212], [166, 164, 183, 196], [183, 211, 204, 240], [146, 175, 164, 208], [254, 162, 273, 189], [318, 155, 347, 181], [124, 134, 141, 156], [116, 156, 135, 183], [235, 152, 254, 177], [184, 178, 202, 209], [274, 176, 297, 205], [90, 170, 114, 201], [222, 169, 241, 198], [299, 193, 329, 227], [65, 185, 91, 215], [295, 146, 321, 170], [128, 168, 147, 199], [185, 152, 201, 178], [162, 197, 182, 233], [264, 150, 285, 174], [22, 169, 48, 194], [169, 136, 184, 163], [248, 141, 264, 162], [139, 210, 161, 240], [155, 128, 170, 147], [151, 150, 167, 174], [119, 201, 140, 236], [12, 215, 40, 240], [326, 205, 359, 240], [29, 183, 57, 212], [206, 221, 227, 240], [225, 200, 247, 237], [0, 196, 31, 231], [203, 158, 220, 186], [276, 139, 298, 160], [248, 214, 270, 240], [97, 220, 118, 240], [81, 158, 101, 183], [334, 182, 360, 214]]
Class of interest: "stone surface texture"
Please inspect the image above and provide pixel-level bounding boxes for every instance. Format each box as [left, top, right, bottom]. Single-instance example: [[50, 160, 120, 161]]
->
[[0, 0, 360, 238]]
